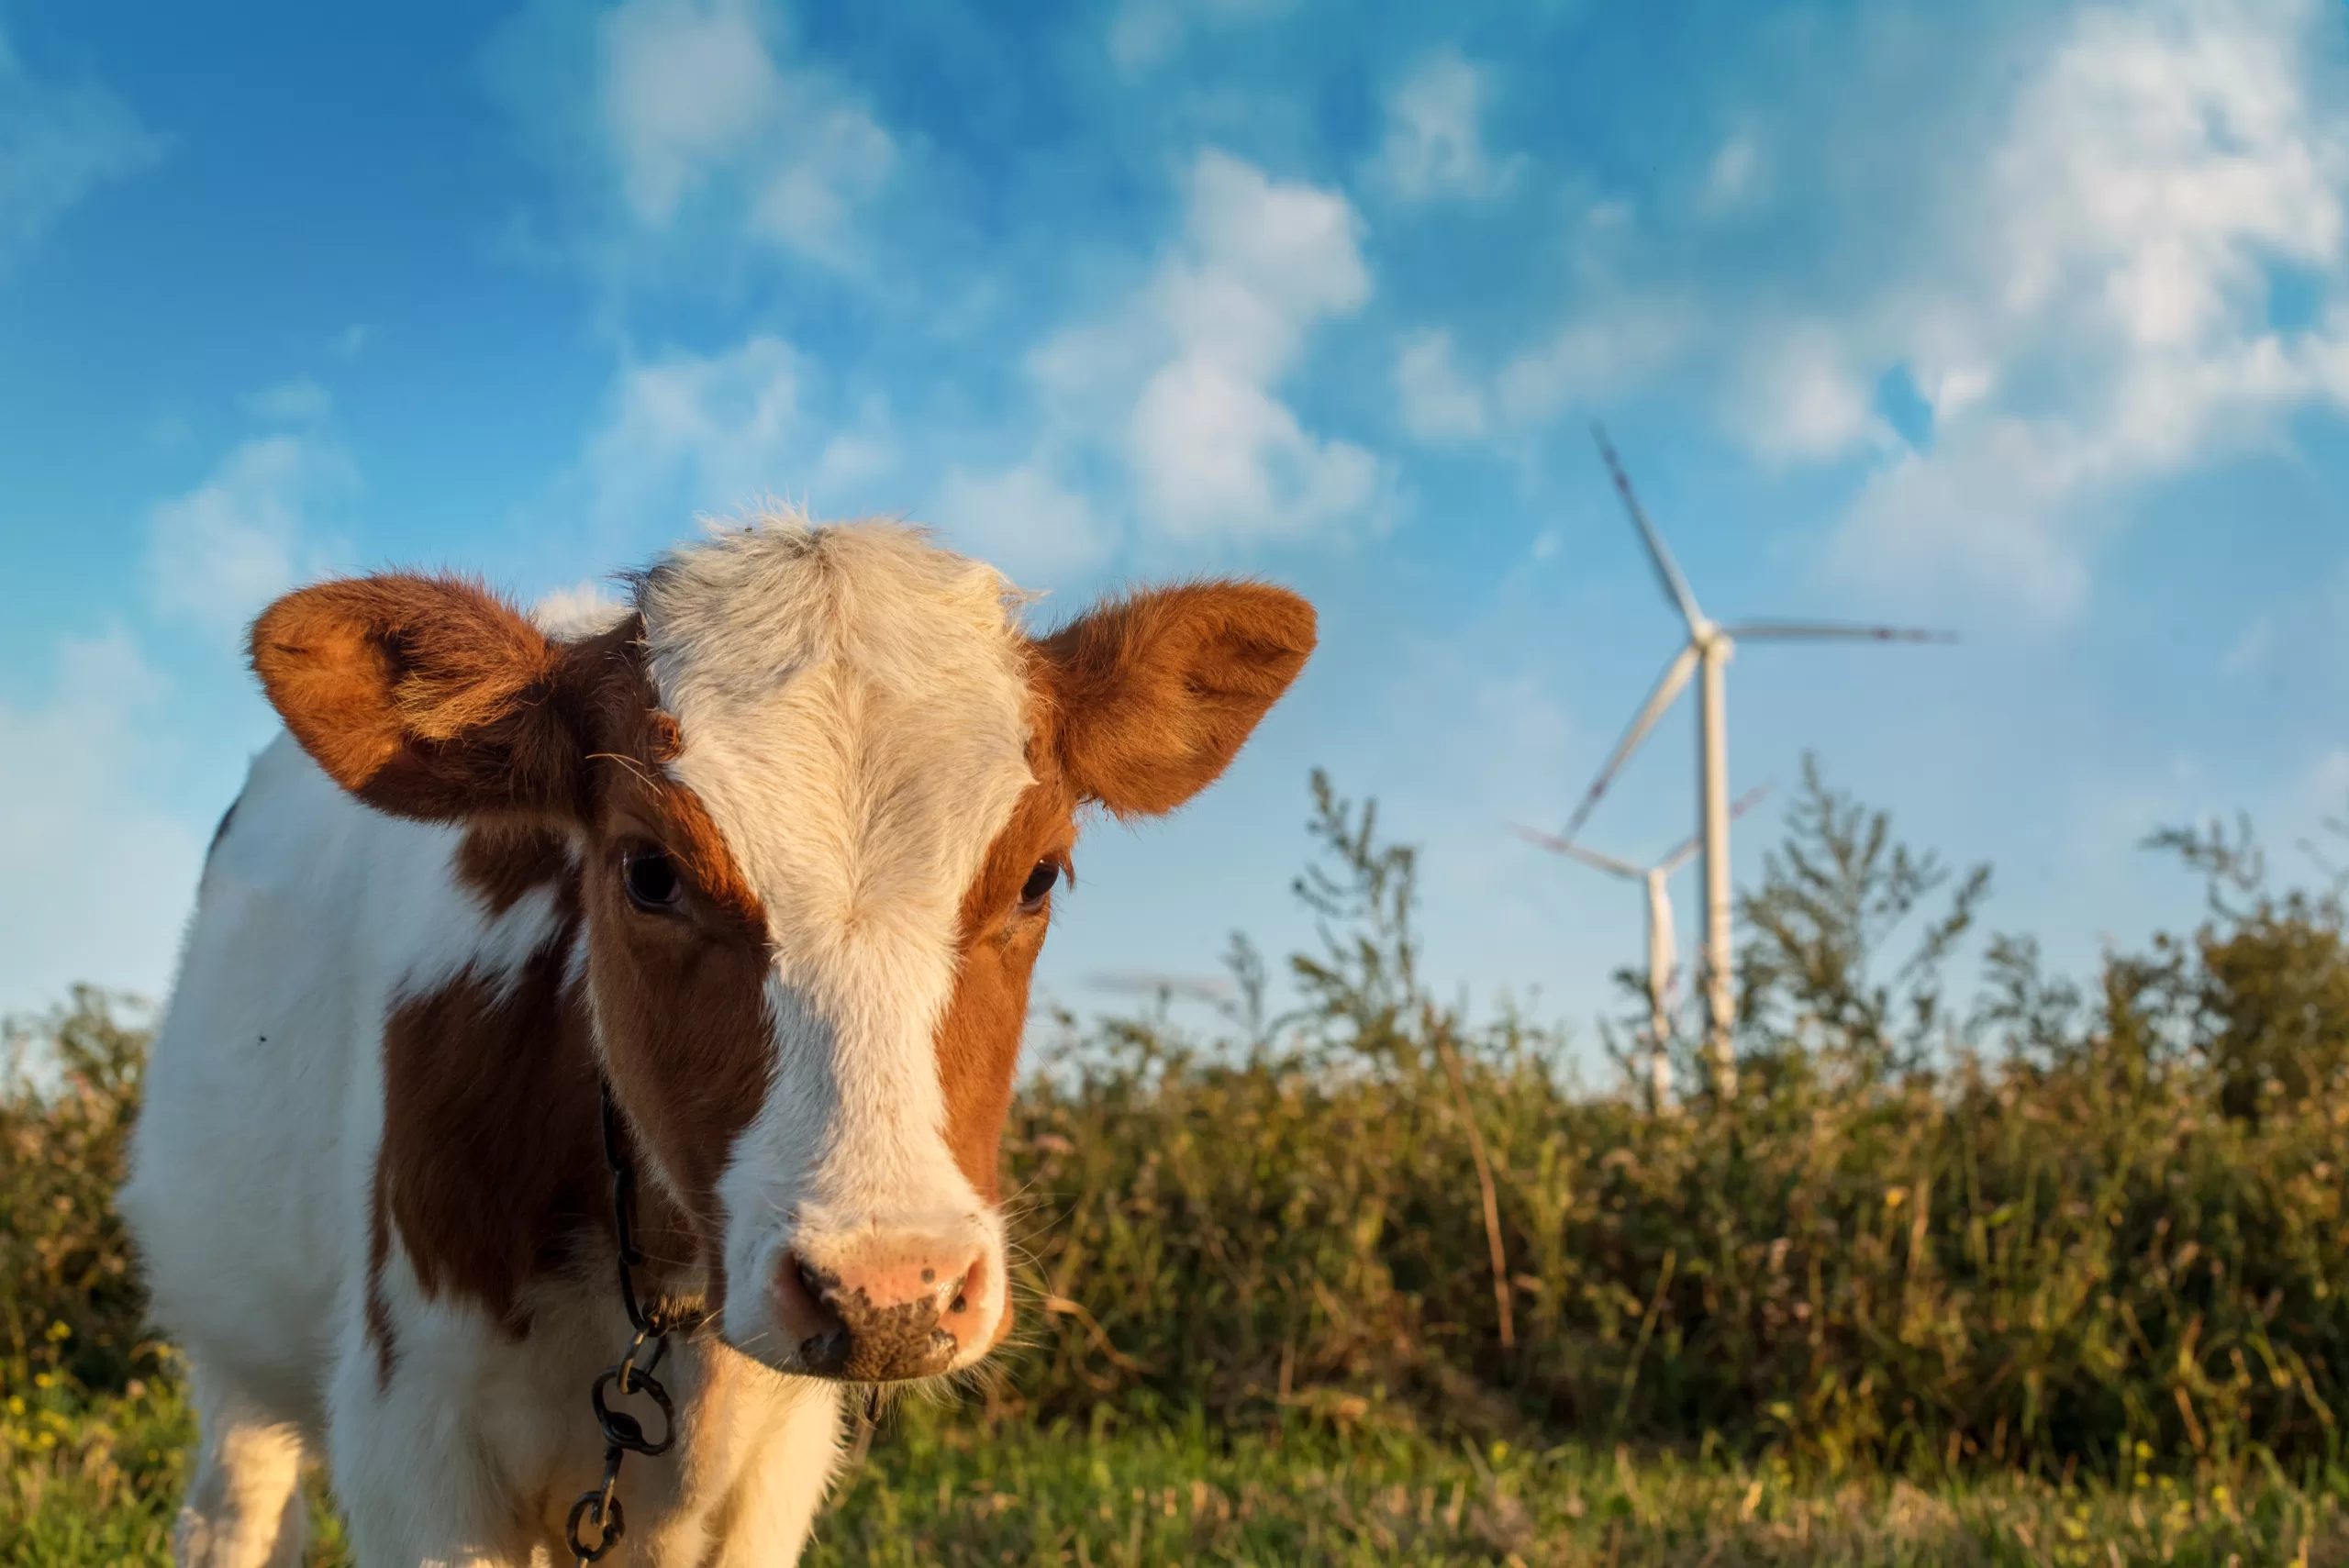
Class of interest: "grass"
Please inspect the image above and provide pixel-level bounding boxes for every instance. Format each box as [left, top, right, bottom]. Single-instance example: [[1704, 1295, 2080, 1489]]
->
[[6, 1374, 2346, 1567], [814, 1403, 2349, 1567]]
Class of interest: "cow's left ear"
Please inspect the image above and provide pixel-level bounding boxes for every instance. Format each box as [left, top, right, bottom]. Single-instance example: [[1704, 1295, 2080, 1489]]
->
[[250, 573, 592, 824], [1040, 581, 1315, 817]]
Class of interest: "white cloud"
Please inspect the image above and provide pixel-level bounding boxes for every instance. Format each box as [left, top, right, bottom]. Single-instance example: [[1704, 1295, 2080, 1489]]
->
[[577, 332, 929, 547], [2221, 613, 2275, 676], [1161, 151, 1371, 369], [1372, 50, 1518, 202], [1124, 360, 1377, 540], [600, 0, 779, 223], [1797, 0, 2349, 616], [807, 395, 902, 501], [1989, 6, 2340, 350], [587, 335, 804, 528], [491, 0, 893, 274], [0, 628, 202, 1019], [599, 0, 892, 267], [241, 376, 333, 426], [1494, 296, 1694, 426], [1034, 150, 1377, 544], [1105, 0, 1295, 72], [1394, 328, 1487, 442], [1389, 205, 1693, 447], [0, 28, 161, 270], [1727, 324, 1886, 462], [1833, 423, 2102, 620], [1107, 0, 1186, 72], [145, 432, 355, 639], [930, 461, 1107, 584], [1701, 129, 1765, 212], [1448, 2, 2349, 619]]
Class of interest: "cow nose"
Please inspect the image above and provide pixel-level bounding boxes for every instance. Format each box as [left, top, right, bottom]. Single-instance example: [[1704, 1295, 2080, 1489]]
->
[[772, 1240, 992, 1382]]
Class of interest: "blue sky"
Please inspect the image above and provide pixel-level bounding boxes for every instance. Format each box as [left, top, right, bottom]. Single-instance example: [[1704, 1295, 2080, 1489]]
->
[[5, 0, 2347, 1059]]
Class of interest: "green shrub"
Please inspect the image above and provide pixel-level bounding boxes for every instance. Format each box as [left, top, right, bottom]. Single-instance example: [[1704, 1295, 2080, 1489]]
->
[[6, 764, 2348, 1494], [0, 987, 154, 1395], [992, 767, 2349, 1480]]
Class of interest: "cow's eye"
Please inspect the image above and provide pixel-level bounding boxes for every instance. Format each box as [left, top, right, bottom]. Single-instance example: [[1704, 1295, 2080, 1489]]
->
[[623, 850, 685, 912], [1018, 862, 1060, 912]]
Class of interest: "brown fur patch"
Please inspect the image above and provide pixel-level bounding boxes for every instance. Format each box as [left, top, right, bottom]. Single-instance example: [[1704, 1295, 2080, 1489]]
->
[[576, 862, 774, 1268], [375, 933, 722, 1344], [364, 1169, 396, 1391], [453, 824, 572, 918], [377, 932, 605, 1335], [934, 762, 1076, 1204]]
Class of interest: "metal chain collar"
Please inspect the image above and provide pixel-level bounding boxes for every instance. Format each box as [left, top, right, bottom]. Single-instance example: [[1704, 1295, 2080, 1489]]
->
[[566, 1083, 707, 1565]]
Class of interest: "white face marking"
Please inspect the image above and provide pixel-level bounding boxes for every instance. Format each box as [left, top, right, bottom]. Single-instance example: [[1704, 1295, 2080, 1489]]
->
[[633, 519, 1036, 1370]]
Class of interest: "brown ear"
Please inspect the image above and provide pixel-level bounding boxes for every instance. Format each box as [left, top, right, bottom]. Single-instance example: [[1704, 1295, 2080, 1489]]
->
[[1041, 581, 1315, 817], [249, 573, 586, 823]]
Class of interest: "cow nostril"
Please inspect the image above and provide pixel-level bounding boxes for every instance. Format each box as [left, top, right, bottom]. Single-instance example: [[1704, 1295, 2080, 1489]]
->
[[775, 1251, 852, 1374]]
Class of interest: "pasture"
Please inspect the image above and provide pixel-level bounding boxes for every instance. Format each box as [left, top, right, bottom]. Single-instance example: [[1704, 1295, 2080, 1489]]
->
[[7, 1381, 2339, 1565], [6, 764, 2349, 1563]]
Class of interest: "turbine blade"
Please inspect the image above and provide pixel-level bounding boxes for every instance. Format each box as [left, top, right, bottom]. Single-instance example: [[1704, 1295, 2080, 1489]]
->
[[1557, 641, 1701, 844], [1656, 780, 1775, 873], [1724, 619, 1957, 643], [1729, 780, 1774, 821], [1511, 824, 1641, 879], [1592, 423, 1704, 631]]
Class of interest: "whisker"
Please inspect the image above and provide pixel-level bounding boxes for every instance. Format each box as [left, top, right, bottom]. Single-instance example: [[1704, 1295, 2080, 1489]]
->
[[584, 751, 660, 788]]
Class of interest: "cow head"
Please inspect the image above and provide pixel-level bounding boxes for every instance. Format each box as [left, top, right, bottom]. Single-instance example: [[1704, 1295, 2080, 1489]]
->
[[248, 520, 1313, 1383]]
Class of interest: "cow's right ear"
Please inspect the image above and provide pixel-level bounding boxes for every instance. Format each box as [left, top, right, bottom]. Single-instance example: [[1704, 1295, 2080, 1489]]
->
[[250, 573, 589, 824]]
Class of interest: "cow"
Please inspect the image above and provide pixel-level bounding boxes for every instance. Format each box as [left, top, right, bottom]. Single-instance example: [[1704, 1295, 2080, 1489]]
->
[[120, 518, 1315, 1567]]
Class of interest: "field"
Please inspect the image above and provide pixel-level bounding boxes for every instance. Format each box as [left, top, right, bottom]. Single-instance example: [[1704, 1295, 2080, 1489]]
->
[[6, 764, 2349, 1563], [6, 1374, 2344, 1566]]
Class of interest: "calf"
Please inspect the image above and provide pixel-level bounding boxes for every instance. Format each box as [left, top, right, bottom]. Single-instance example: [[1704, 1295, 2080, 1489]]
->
[[121, 519, 1314, 1566]]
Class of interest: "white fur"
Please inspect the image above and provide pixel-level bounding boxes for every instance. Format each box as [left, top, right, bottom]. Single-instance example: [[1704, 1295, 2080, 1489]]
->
[[125, 521, 1040, 1565], [639, 523, 1034, 1368]]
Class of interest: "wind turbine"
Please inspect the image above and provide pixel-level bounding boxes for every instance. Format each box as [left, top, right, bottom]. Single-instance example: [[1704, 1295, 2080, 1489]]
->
[[1516, 784, 1769, 1112], [1556, 426, 1954, 1100]]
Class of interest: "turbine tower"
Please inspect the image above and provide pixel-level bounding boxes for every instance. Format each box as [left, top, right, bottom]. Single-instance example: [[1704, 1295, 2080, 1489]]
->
[[1516, 783, 1768, 1111], [1555, 426, 1954, 1100]]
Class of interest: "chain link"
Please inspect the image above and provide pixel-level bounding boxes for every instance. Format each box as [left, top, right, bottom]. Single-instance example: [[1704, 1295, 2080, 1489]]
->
[[568, 1083, 707, 1566]]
